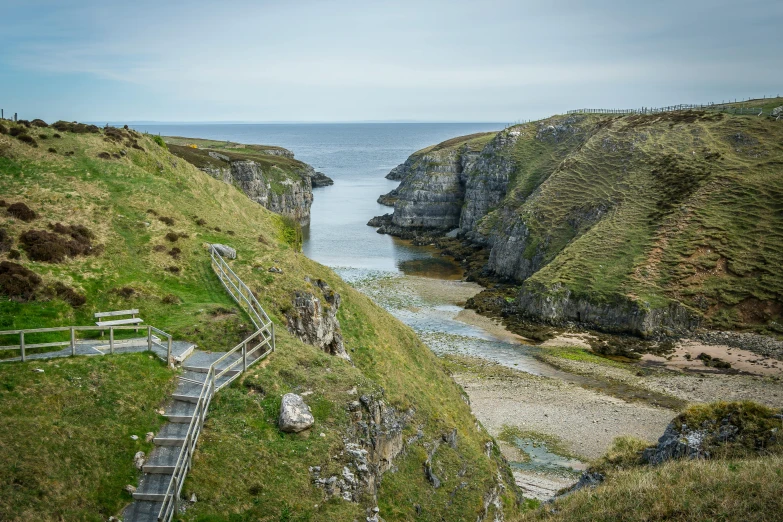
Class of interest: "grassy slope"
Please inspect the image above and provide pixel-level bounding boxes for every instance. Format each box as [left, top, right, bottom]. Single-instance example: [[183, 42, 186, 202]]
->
[[476, 103, 783, 333], [0, 126, 517, 520], [517, 455, 783, 522], [0, 353, 174, 522]]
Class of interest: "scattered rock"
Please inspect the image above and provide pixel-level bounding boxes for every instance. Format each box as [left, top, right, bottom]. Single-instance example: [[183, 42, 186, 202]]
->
[[133, 451, 145, 470], [145, 432, 155, 443], [190, 493, 197, 503], [124, 484, 137, 494], [130, 434, 139, 441], [311, 171, 334, 187], [268, 266, 283, 273], [279, 393, 315, 433], [32, 368, 44, 373], [210, 243, 236, 259], [772, 106, 783, 120]]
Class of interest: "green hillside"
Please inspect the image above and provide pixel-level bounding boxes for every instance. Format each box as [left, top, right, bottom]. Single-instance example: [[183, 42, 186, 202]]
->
[[499, 106, 783, 333], [0, 122, 518, 521]]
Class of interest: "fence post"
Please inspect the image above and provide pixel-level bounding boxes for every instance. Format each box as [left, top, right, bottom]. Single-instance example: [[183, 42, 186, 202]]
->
[[147, 326, 152, 352], [242, 341, 247, 372], [70, 327, 76, 356], [271, 323, 276, 353], [20, 332, 25, 362], [167, 335, 172, 365], [109, 327, 114, 354]]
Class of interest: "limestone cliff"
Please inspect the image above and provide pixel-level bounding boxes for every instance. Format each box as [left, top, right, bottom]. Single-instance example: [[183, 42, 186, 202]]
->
[[168, 141, 315, 225], [371, 111, 783, 337]]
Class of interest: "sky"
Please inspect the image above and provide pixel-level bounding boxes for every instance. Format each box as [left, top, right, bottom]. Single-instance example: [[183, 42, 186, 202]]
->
[[0, 0, 781, 123]]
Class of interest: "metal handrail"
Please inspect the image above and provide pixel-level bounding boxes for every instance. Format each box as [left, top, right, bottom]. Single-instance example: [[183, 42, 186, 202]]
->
[[157, 247, 275, 521], [0, 324, 174, 362]]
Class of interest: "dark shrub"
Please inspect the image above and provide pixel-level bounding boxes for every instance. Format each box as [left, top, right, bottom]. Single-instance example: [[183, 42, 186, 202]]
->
[[165, 232, 179, 242], [111, 153, 120, 159], [146, 208, 158, 216], [65, 151, 74, 156], [153, 244, 167, 252], [195, 218, 206, 226], [0, 261, 41, 301], [38, 134, 48, 140], [0, 228, 11, 252], [85, 124, 100, 133], [165, 266, 180, 274], [48, 147, 57, 154], [8, 249, 20, 260], [0, 123, 7, 135], [97, 152, 111, 159], [115, 286, 136, 298], [17, 120, 31, 128], [159, 216, 175, 226], [7, 202, 37, 222], [227, 230, 235, 236], [9, 126, 24, 137], [214, 227, 221, 232], [162, 293, 180, 304], [20, 227, 95, 263], [0, 200, 5, 207], [53, 133, 61, 138], [132, 143, 145, 151], [168, 247, 181, 259], [52, 281, 86, 307], [17, 135, 37, 147], [49, 222, 93, 243], [31, 119, 48, 128]]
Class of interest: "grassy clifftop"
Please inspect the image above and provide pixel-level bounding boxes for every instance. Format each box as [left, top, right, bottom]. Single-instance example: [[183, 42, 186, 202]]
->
[[0, 122, 518, 520]]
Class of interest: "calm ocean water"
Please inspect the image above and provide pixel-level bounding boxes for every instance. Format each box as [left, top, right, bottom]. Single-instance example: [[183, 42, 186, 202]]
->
[[131, 123, 501, 272]]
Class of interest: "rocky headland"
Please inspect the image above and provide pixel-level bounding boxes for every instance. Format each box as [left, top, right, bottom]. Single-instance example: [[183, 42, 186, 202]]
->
[[370, 108, 783, 347], [167, 137, 317, 225]]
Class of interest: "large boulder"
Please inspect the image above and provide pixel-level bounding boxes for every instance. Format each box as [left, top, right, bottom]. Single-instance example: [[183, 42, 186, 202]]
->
[[279, 393, 314, 433], [773, 106, 783, 119]]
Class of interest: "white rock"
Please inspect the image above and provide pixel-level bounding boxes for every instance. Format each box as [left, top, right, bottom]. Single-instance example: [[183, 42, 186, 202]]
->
[[32, 368, 44, 373], [130, 435, 139, 441], [278, 393, 314, 433], [145, 432, 155, 443], [124, 484, 136, 494]]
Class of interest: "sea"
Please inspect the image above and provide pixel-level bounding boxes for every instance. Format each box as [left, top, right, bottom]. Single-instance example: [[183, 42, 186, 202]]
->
[[129, 123, 502, 272]]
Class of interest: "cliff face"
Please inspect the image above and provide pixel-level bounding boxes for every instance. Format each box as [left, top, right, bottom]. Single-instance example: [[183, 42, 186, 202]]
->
[[169, 143, 315, 225], [372, 111, 783, 337]]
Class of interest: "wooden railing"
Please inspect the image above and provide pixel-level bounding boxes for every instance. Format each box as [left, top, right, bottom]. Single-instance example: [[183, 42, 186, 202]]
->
[[156, 246, 275, 521], [0, 324, 173, 362]]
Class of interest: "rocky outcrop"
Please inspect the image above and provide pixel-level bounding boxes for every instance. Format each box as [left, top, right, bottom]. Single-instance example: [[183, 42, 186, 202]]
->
[[642, 403, 781, 465], [313, 394, 413, 503], [285, 278, 351, 361], [514, 282, 700, 338], [310, 171, 334, 187], [279, 393, 315, 433], [772, 106, 782, 120]]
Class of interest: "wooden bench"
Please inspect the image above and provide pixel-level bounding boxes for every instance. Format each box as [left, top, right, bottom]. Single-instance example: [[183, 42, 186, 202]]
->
[[95, 309, 143, 335]]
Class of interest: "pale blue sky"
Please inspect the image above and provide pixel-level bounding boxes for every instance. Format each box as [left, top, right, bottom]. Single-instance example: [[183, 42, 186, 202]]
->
[[1, 0, 781, 122]]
